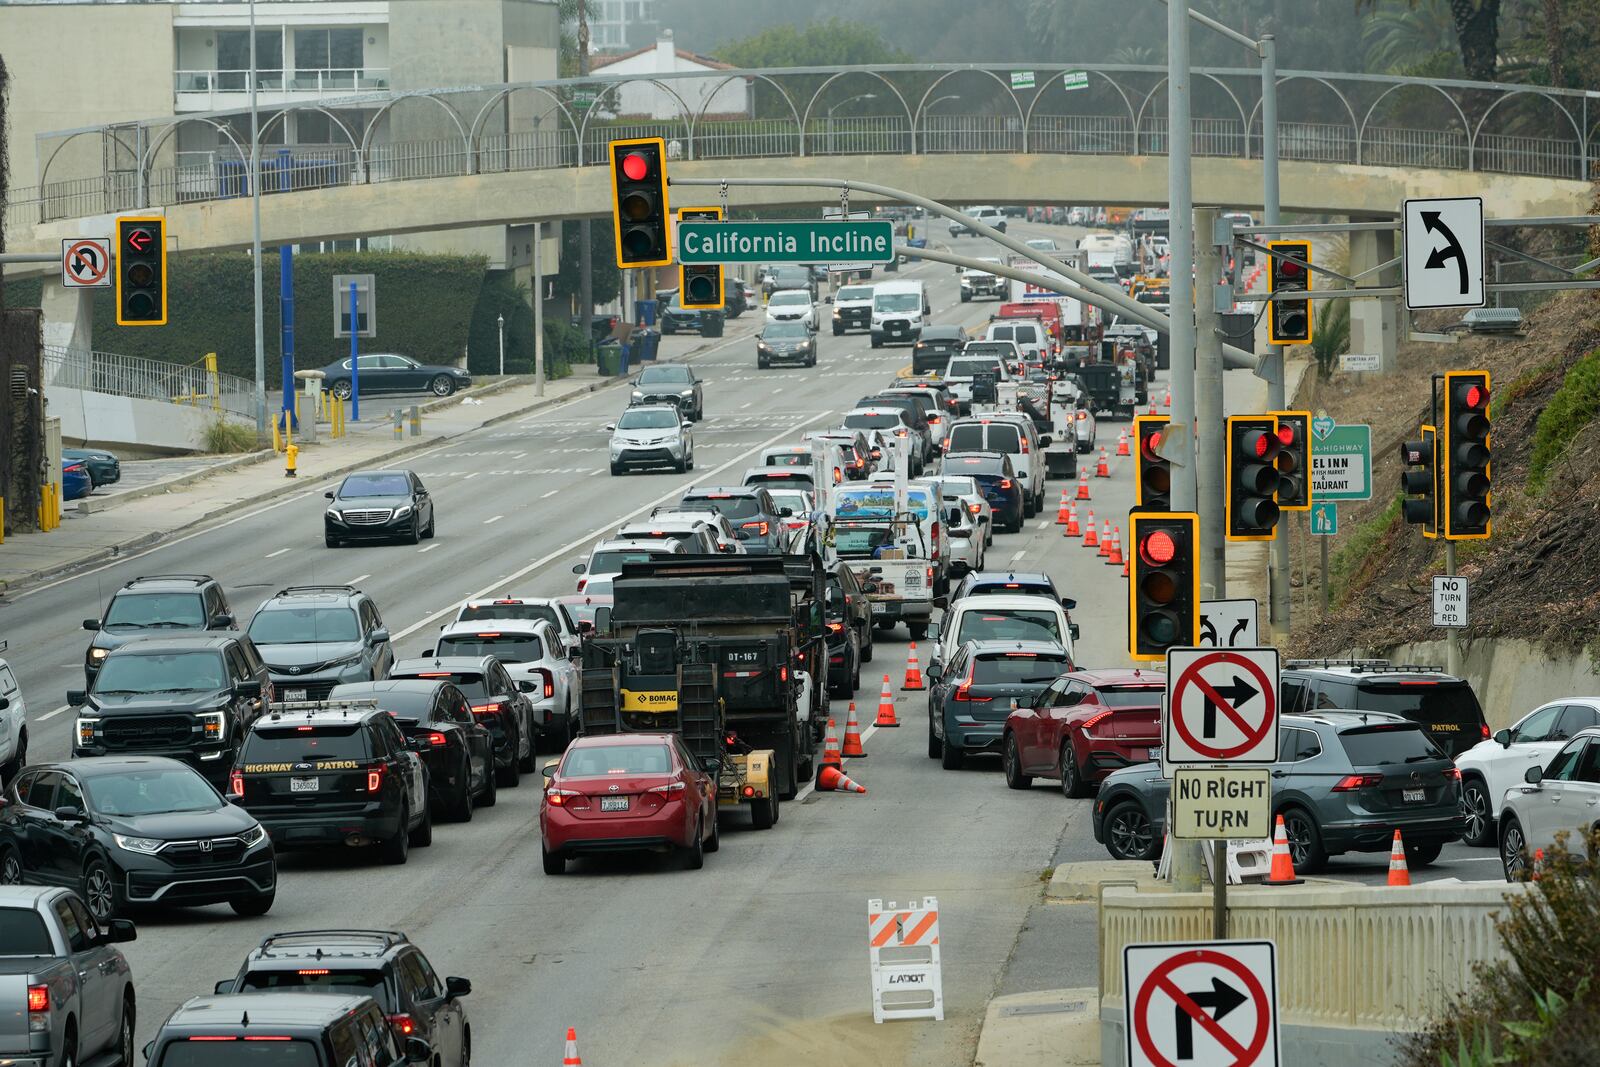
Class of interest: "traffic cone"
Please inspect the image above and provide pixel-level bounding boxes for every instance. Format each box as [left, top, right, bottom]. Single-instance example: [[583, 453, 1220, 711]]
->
[[1121, 551, 1130, 578], [1387, 830, 1411, 886], [1264, 814, 1304, 886], [563, 1028, 582, 1067], [817, 765, 868, 794], [1116, 429, 1130, 456], [1147, 399, 1159, 415], [902, 642, 925, 690], [1076, 466, 1092, 500], [817, 717, 841, 782], [842, 701, 867, 757], [1097, 521, 1112, 557], [874, 675, 900, 727], [1095, 447, 1110, 477], [1533, 848, 1546, 881], [1082, 511, 1098, 547], [1055, 488, 1071, 524], [1106, 526, 1123, 566], [1064, 501, 1080, 537], [1163, 386, 1172, 408]]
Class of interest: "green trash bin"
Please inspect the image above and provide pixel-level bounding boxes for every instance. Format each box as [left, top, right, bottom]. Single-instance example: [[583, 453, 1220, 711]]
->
[[595, 340, 622, 376]]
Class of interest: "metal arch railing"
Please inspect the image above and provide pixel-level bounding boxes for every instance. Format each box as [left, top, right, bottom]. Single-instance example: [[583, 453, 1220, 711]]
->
[[19, 63, 1600, 225]]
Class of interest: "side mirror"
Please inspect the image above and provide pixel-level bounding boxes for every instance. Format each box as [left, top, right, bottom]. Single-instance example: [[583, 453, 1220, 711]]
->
[[1525, 765, 1544, 785], [445, 976, 472, 999], [779, 507, 794, 517], [572, 562, 587, 574], [213, 979, 235, 994], [67, 689, 87, 707], [925, 666, 941, 683], [926, 622, 942, 640], [1060, 597, 1077, 610], [406, 1037, 434, 1064], [82, 619, 100, 632], [236, 680, 263, 700], [421, 648, 434, 658], [370, 628, 391, 645], [1494, 728, 1512, 748], [541, 763, 558, 778], [1069, 623, 1081, 642], [703, 758, 722, 776], [107, 918, 137, 943], [604, 423, 616, 432], [577, 621, 594, 635], [54, 806, 86, 823], [324, 491, 335, 500], [932, 596, 948, 611], [212, 613, 235, 628]]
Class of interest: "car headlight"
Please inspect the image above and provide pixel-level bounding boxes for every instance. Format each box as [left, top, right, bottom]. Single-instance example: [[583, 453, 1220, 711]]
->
[[197, 710, 226, 741], [757, 343, 771, 353], [679, 388, 694, 397], [631, 390, 643, 401], [89, 648, 110, 662], [77, 717, 100, 746], [113, 834, 165, 855], [238, 824, 267, 847], [393, 505, 413, 519], [333, 654, 366, 670], [832, 309, 841, 317], [325, 507, 342, 519]]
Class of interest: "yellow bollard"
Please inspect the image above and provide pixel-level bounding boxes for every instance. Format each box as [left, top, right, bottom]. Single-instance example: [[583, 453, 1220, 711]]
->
[[271, 419, 283, 454], [285, 441, 299, 478], [205, 352, 220, 412]]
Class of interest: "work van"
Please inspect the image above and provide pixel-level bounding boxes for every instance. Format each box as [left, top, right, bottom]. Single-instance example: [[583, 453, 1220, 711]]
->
[[871, 281, 930, 348]]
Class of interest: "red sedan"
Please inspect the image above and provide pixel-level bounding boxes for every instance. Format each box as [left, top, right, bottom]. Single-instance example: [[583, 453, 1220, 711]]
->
[[540, 732, 719, 874], [1002, 669, 1164, 796]]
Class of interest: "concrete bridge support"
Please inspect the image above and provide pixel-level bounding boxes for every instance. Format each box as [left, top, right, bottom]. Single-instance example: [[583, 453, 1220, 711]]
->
[[39, 278, 92, 355], [1348, 226, 1401, 374]]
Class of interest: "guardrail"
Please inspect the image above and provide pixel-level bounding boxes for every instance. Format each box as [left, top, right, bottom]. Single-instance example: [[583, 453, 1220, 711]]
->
[[14, 62, 1599, 226], [43, 345, 255, 419]]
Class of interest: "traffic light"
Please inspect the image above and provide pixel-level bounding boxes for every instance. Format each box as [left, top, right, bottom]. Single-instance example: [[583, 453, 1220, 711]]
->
[[1271, 410, 1311, 511], [1128, 511, 1199, 662], [115, 216, 167, 326], [1133, 413, 1170, 511], [609, 137, 671, 269], [1441, 370, 1491, 539], [1226, 414, 1281, 541], [677, 206, 724, 310], [1267, 239, 1312, 345], [1400, 425, 1438, 537]]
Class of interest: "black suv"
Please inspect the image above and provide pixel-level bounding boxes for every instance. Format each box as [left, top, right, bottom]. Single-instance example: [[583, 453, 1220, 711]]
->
[[213, 929, 472, 1066], [247, 585, 394, 703], [388, 655, 531, 785], [1279, 660, 1489, 757], [145, 991, 431, 1066], [68, 635, 270, 787], [231, 700, 432, 864], [678, 486, 787, 555], [82, 574, 236, 685]]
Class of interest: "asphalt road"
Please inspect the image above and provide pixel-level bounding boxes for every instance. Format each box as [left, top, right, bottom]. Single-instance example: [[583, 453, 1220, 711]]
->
[[0, 218, 1501, 1064]]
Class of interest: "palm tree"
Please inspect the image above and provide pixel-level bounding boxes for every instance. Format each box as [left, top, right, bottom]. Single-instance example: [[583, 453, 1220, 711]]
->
[[1108, 45, 1160, 66], [1362, 0, 1459, 74]]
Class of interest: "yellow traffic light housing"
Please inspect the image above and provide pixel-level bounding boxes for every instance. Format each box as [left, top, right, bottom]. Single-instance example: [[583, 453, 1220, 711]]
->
[[677, 206, 724, 310], [115, 216, 168, 326]]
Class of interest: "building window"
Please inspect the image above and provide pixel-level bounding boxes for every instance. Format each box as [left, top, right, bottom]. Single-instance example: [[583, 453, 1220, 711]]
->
[[215, 30, 283, 89], [294, 27, 364, 86]]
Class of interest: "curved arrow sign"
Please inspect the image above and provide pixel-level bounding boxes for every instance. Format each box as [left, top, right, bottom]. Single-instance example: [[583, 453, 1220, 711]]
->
[[1403, 197, 1484, 310]]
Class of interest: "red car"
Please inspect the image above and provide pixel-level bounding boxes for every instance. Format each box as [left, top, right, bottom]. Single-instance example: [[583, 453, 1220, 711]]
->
[[540, 732, 719, 874], [1002, 669, 1164, 796]]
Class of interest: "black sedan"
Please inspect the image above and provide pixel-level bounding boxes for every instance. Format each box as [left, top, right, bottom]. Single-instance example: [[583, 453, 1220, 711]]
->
[[324, 468, 436, 547], [757, 321, 817, 369], [319, 354, 471, 400], [63, 447, 121, 488], [331, 680, 495, 822], [0, 757, 276, 919]]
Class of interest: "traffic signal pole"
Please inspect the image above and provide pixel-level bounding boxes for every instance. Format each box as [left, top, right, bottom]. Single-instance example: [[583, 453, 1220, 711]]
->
[[1194, 207, 1226, 599], [1261, 32, 1293, 637], [1165, 0, 1197, 520]]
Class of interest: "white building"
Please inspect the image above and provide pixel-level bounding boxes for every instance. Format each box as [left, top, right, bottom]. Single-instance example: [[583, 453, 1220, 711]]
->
[[583, 0, 658, 50], [589, 30, 746, 121]]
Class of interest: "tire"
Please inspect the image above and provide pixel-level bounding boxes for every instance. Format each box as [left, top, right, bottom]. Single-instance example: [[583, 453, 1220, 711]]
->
[[685, 451, 695, 471], [661, 320, 676, 335], [542, 845, 565, 875], [1103, 801, 1158, 861], [0, 846, 21, 885], [1, 730, 25, 784], [681, 819, 705, 870], [704, 809, 721, 853], [907, 621, 928, 641], [1002, 734, 1032, 789], [408, 802, 433, 847], [1406, 839, 1444, 867], [927, 715, 942, 759], [960, 292, 971, 303], [610, 463, 622, 476], [56, 1024, 76, 1067], [477, 760, 498, 808], [1461, 777, 1495, 847], [451, 756, 475, 821], [871, 336, 883, 349], [518, 737, 538, 772], [404, 515, 421, 546], [331, 379, 353, 400], [860, 626, 874, 664], [1279, 807, 1327, 872], [758, 357, 769, 370], [422, 511, 436, 539], [940, 728, 963, 770], [1500, 816, 1527, 882], [115, 994, 135, 1067], [325, 532, 340, 548], [229, 890, 275, 917], [833, 327, 844, 336], [381, 806, 411, 865], [82, 856, 124, 921], [1061, 739, 1089, 798], [496, 753, 520, 788], [750, 794, 776, 830], [430, 375, 457, 397]]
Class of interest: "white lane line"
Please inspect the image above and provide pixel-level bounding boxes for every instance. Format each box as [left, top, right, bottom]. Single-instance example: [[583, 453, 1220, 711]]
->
[[1009, 550, 1026, 563], [463, 472, 479, 480], [1036, 520, 1051, 530], [265, 547, 290, 558], [540, 489, 560, 499], [418, 544, 440, 554], [484, 515, 504, 525], [37, 707, 69, 722], [348, 574, 371, 584], [740, 402, 753, 409]]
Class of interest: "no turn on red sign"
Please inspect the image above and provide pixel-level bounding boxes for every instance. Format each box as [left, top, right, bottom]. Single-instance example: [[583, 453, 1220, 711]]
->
[[1163, 648, 1280, 766], [1124, 940, 1281, 1067]]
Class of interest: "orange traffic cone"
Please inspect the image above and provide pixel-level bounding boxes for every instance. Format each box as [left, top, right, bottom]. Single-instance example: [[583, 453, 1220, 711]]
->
[[1064, 501, 1080, 537], [1264, 814, 1304, 886], [874, 675, 900, 727], [1055, 488, 1071, 524], [842, 701, 867, 757], [1076, 466, 1092, 500], [1387, 830, 1411, 886], [1163, 386, 1172, 408], [1121, 551, 1130, 578], [1116, 429, 1130, 456], [1097, 521, 1112, 557], [1095, 447, 1110, 478], [902, 643, 925, 690], [563, 1028, 582, 1067], [1106, 526, 1123, 566], [1082, 511, 1099, 547], [1147, 399, 1159, 415], [817, 717, 841, 782], [817, 765, 868, 794], [1533, 848, 1546, 881]]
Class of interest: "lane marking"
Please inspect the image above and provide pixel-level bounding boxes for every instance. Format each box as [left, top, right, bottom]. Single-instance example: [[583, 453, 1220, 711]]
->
[[37, 707, 69, 722], [348, 573, 371, 584], [265, 547, 290, 558], [484, 515, 504, 525], [418, 544, 440, 554], [540, 489, 559, 499], [1010, 550, 1027, 563]]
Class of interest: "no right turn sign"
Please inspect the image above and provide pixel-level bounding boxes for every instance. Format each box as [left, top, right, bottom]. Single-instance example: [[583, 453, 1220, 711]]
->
[[1124, 940, 1281, 1067]]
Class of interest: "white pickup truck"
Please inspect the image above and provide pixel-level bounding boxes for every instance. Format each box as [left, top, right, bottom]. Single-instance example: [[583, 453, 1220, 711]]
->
[[829, 515, 934, 641]]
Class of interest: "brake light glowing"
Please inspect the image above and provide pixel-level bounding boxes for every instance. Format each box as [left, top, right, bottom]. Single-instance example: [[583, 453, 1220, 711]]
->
[[27, 985, 48, 1013], [475, 632, 502, 638], [546, 787, 579, 806], [493, 599, 523, 605], [427, 732, 448, 747], [780, 666, 789, 682], [968, 503, 981, 514], [366, 766, 385, 793], [229, 771, 243, 796], [416, 672, 451, 678], [742, 785, 756, 797], [1481, 723, 1491, 739], [741, 521, 770, 536], [471, 703, 502, 715], [388, 1014, 417, 1036], [296, 969, 331, 976], [1331, 774, 1384, 791], [1397, 680, 1438, 686], [1080, 711, 1111, 730], [999, 479, 1013, 489], [1445, 767, 1462, 781]]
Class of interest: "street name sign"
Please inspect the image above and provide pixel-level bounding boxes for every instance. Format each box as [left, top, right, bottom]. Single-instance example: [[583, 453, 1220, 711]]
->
[[1164, 647, 1280, 767], [1309, 422, 1371, 501], [1433, 575, 1469, 627], [1403, 196, 1485, 310], [62, 238, 112, 288], [1197, 599, 1258, 648], [1172, 768, 1271, 839], [1339, 352, 1381, 372], [1063, 70, 1090, 91], [1309, 501, 1338, 536], [1124, 940, 1281, 1067], [676, 220, 895, 265]]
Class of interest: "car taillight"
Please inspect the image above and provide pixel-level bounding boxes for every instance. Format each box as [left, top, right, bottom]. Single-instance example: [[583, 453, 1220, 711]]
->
[[741, 521, 770, 536], [827, 621, 845, 634], [1077, 411, 1087, 421], [1020, 438, 1030, 453], [1080, 711, 1111, 731], [1331, 774, 1384, 791], [648, 781, 687, 796], [576, 578, 587, 592], [472, 702, 503, 716], [1445, 767, 1462, 781], [366, 766, 385, 793], [546, 787, 580, 806], [427, 732, 448, 747], [926, 566, 934, 582], [1000, 479, 1013, 489], [968, 503, 980, 514], [1481, 723, 1491, 739], [388, 1014, 417, 1036], [229, 771, 244, 797], [27, 985, 48, 1013]]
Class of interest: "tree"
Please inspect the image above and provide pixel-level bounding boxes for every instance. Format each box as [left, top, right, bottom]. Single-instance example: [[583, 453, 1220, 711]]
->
[[716, 19, 913, 68], [1357, 0, 1502, 80], [549, 219, 619, 307], [1361, 0, 1460, 75]]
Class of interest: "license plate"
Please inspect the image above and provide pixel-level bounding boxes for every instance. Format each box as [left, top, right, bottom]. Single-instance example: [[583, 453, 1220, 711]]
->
[[285, 688, 307, 702], [290, 777, 319, 793], [600, 796, 629, 812], [871, 603, 888, 615], [728, 650, 761, 664], [1403, 788, 1426, 803]]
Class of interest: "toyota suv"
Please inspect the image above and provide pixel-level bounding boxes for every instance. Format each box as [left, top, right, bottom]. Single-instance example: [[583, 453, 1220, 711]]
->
[[1278, 660, 1489, 757], [82, 574, 237, 685], [245, 586, 394, 703], [608, 404, 693, 475]]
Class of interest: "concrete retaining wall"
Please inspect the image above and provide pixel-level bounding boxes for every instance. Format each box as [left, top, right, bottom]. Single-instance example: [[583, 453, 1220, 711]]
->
[[47, 385, 241, 453]]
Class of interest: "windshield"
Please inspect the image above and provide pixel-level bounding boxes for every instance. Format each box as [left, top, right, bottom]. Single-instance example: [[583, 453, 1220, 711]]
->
[[459, 603, 561, 627], [940, 476, 979, 496], [838, 286, 873, 301], [158, 1043, 322, 1067], [989, 326, 1015, 340], [955, 609, 1062, 645], [875, 293, 920, 312], [843, 411, 902, 430], [949, 424, 1020, 453], [94, 651, 228, 695], [1027, 239, 1056, 251], [83, 765, 221, 816], [242, 724, 370, 762], [248, 607, 360, 645], [561, 742, 675, 777], [0, 908, 53, 955], [1096, 686, 1166, 707], [770, 290, 810, 306], [338, 472, 410, 498], [833, 527, 898, 555], [237, 968, 392, 1011], [973, 654, 1070, 684], [637, 366, 690, 384], [681, 495, 764, 520], [769, 490, 812, 514], [763, 321, 811, 340], [1338, 725, 1446, 766], [947, 358, 1002, 378], [103, 592, 207, 629], [590, 548, 666, 574], [617, 409, 678, 430], [436, 632, 544, 663]]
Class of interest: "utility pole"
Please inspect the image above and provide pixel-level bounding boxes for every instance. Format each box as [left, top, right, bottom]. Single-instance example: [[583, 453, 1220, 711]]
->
[[577, 1, 594, 360], [249, 0, 267, 437], [1260, 32, 1292, 637], [1194, 206, 1225, 599]]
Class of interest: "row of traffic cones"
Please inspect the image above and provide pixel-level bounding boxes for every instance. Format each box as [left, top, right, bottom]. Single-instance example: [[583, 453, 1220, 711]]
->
[[1263, 815, 1423, 888], [815, 678, 905, 793]]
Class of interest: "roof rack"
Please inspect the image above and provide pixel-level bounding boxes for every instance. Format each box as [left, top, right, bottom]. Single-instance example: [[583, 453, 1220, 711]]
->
[[274, 585, 359, 598], [1286, 659, 1448, 675], [265, 699, 379, 720], [255, 929, 409, 958], [124, 574, 212, 587]]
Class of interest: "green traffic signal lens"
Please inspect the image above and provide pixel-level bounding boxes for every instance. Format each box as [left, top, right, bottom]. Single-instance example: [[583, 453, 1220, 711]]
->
[[1142, 613, 1180, 646], [686, 276, 716, 301], [621, 227, 656, 258], [125, 292, 157, 318]]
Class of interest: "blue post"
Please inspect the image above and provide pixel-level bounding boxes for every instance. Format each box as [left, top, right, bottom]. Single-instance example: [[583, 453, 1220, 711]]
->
[[349, 281, 360, 422], [279, 246, 296, 428]]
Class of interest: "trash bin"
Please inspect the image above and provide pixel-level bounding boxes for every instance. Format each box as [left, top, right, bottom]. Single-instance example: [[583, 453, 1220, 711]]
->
[[636, 329, 660, 361], [635, 299, 659, 327], [700, 311, 725, 339], [595, 340, 622, 376]]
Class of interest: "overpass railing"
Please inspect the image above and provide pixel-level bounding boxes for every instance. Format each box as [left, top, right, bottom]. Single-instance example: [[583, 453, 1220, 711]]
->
[[44, 345, 255, 419], [15, 63, 1600, 226]]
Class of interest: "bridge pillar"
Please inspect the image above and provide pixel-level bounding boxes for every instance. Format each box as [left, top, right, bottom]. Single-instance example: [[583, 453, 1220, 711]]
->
[[1347, 225, 1400, 374], [40, 277, 93, 355]]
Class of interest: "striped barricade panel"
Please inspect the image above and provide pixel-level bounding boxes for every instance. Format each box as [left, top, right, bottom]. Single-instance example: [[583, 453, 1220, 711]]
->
[[867, 896, 944, 1024]]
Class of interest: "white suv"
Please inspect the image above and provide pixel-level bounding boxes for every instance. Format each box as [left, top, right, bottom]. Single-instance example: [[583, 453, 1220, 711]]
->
[[943, 414, 1047, 517], [0, 642, 26, 782], [950, 206, 1007, 237], [431, 619, 580, 747], [1457, 698, 1600, 847]]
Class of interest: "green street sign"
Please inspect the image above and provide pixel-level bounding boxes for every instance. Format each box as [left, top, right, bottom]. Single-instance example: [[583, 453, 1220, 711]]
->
[[1310, 423, 1371, 501], [1310, 501, 1338, 536], [676, 220, 895, 265], [1063, 71, 1089, 92], [1010, 70, 1036, 90]]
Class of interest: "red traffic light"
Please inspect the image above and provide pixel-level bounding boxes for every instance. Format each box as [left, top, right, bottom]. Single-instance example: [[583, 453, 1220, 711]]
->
[[125, 228, 153, 253], [1253, 434, 1269, 458], [1139, 529, 1176, 566], [1279, 259, 1303, 277], [1464, 384, 1486, 410], [1276, 425, 1295, 446], [621, 152, 650, 181]]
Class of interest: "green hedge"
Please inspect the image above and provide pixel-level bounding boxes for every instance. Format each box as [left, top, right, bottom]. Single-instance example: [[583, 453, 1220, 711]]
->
[[1528, 347, 1600, 494]]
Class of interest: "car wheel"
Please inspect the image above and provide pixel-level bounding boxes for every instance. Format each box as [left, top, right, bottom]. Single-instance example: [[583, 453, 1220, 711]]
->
[[404, 515, 420, 546], [229, 889, 275, 917], [1500, 816, 1527, 882], [0, 847, 22, 885], [422, 511, 436, 539], [940, 727, 963, 770], [705, 809, 721, 853], [496, 753, 520, 788], [1461, 777, 1495, 847], [451, 757, 475, 821], [1002, 734, 1032, 789], [610, 463, 622, 476], [115, 994, 135, 1067], [430, 375, 457, 397], [927, 713, 942, 759], [381, 805, 411, 865], [833, 327, 844, 336], [408, 801, 433, 847], [681, 819, 706, 870], [907, 621, 928, 641], [518, 737, 539, 772], [860, 626, 873, 664], [1061, 740, 1089, 798], [1279, 807, 1327, 872], [1104, 801, 1158, 861], [542, 845, 565, 875], [82, 857, 123, 921], [871, 337, 883, 349], [1406, 839, 1444, 867], [758, 357, 769, 370], [477, 758, 498, 807], [325, 532, 340, 548], [57, 1024, 76, 1067], [331, 379, 353, 400]]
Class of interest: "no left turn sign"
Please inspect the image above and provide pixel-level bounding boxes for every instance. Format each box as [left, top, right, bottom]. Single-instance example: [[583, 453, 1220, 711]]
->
[[62, 238, 112, 288], [1124, 940, 1281, 1067], [1164, 647, 1279, 765]]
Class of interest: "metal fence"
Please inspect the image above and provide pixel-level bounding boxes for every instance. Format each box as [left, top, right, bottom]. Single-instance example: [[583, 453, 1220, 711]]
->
[[43, 345, 256, 419]]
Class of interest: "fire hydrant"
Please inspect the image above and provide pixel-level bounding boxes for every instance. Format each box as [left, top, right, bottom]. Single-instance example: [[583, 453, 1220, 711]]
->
[[285, 441, 299, 478]]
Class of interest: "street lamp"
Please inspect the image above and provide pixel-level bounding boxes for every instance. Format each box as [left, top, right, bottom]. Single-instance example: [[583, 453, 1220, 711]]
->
[[826, 93, 877, 153], [496, 313, 505, 377], [921, 94, 961, 155]]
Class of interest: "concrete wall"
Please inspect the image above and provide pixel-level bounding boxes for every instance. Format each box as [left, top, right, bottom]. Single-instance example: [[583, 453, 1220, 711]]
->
[[1354, 637, 1600, 732], [46, 385, 245, 454]]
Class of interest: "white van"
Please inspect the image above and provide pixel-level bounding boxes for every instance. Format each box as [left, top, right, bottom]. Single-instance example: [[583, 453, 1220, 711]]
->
[[871, 280, 930, 348], [984, 319, 1048, 366]]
